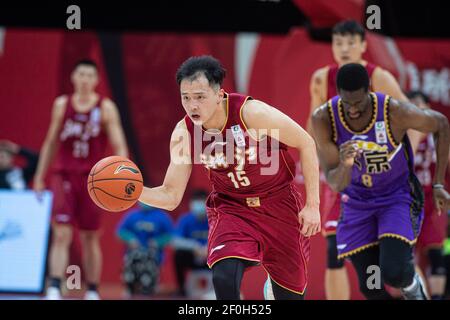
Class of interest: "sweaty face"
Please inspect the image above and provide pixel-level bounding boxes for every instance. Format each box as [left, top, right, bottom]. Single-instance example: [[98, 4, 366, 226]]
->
[[0, 150, 13, 170], [71, 65, 99, 93], [180, 74, 223, 126], [332, 34, 367, 66], [339, 88, 370, 120]]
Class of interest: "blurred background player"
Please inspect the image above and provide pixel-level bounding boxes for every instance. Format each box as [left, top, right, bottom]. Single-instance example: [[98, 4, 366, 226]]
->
[[33, 59, 128, 299], [172, 189, 210, 297], [0, 140, 38, 190], [311, 64, 450, 300], [306, 20, 418, 300], [116, 202, 173, 297], [408, 90, 449, 300], [138, 55, 321, 300]]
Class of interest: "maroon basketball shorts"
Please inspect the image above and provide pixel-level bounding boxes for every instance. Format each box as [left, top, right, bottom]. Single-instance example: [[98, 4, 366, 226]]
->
[[206, 184, 310, 294], [50, 172, 103, 231]]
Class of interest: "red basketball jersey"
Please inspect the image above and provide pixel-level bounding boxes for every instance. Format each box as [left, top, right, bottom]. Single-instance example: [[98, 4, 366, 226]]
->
[[184, 93, 296, 199], [326, 62, 377, 99], [53, 95, 108, 173], [414, 134, 436, 195]]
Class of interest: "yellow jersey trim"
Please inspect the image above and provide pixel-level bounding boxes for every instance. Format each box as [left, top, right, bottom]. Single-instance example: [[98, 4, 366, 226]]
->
[[378, 233, 417, 245], [327, 99, 338, 143], [207, 256, 261, 269], [263, 266, 307, 295], [239, 97, 265, 142], [337, 92, 378, 135], [383, 95, 399, 148], [337, 241, 379, 259]]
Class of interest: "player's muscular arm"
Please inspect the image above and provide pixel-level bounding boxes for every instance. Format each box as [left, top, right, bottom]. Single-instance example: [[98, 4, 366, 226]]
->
[[390, 99, 450, 211], [306, 67, 328, 135], [372, 67, 424, 152], [311, 106, 355, 192], [33, 96, 67, 192], [101, 99, 129, 158], [138, 120, 192, 211], [372, 68, 408, 101], [242, 100, 321, 237]]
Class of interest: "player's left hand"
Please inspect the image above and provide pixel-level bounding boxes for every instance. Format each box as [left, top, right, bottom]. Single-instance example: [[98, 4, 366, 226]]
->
[[298, 205, 321, 237], [433, 188, 450, 215]]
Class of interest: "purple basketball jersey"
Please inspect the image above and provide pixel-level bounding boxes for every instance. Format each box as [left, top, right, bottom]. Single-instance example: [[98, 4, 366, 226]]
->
[[329, 92, 424, 259], [328, 92, 413, 201]]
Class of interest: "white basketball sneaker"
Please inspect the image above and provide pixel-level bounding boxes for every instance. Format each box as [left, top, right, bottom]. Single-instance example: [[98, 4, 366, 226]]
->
[[401, 273, 430, 300], [45, 287, 62, 300], [263, 276, 274, 300], [84, 290, 101, 300]]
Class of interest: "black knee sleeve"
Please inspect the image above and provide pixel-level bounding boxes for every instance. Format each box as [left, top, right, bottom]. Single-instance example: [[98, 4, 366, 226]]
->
[[327, 235, 344, 269], [358, 284, 393, 300], [428, 248, 446, 276], [212, 258, 246, 300], [380, 238, 415, 288], [350, 246, 393, 300]]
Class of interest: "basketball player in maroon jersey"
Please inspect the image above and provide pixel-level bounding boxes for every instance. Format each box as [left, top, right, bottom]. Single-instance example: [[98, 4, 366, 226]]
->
[[305, 20, 419, 300], [408, 90, 449, 299], [33, 60, 128, 299], [139, 55, 321, 300]]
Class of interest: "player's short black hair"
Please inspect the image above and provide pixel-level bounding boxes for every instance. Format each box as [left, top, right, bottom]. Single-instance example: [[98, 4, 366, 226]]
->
[[332, 20, 366, 41], [191, 189, 209, 200], [74, 59, 98, 70], [336, 63, 370, 92], [407, 90, 430, 104], [176, 55, 226, 87]]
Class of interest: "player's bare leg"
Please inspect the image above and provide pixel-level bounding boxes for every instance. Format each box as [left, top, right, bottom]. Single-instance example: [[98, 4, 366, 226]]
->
[[428, 275, 446, 298], [47, 224, 73, 299], [80, 230, 102, 300], [325, 234, 350, 300], [325, 268, 351, 300]]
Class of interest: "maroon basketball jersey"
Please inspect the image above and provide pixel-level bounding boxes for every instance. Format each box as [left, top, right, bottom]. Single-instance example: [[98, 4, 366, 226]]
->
[[184, 93, 296, 199], [54, 95, 108, 173], [327, 62, 377, 99]]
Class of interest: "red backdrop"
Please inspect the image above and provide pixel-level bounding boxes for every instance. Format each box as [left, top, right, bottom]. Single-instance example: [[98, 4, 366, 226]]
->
[[0, 27, 448, 299]]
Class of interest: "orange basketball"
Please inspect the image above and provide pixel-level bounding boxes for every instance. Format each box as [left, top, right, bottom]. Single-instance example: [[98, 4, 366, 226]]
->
[[87, 156, 144, 212]]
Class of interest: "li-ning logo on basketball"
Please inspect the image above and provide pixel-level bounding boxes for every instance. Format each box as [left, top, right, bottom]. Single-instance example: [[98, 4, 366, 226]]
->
[[114, 165, 139, 175], [125, 183, 135, 195]]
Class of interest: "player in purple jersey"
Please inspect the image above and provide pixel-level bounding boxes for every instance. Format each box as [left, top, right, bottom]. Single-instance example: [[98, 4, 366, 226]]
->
[[312, 63, 450, 300]]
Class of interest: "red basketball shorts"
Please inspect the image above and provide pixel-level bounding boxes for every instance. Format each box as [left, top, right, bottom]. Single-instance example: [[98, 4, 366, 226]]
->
[[50, 171, 103, 231], [206, 184, 310, 294]]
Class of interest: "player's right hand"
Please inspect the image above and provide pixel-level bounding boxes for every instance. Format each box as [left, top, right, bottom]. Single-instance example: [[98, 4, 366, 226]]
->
[[298, 205, 321, 237], [433, 187, 450, 215], [339, 140, 361, 167]]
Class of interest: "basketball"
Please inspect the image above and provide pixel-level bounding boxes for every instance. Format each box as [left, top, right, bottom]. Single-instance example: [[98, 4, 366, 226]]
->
[[87, 156, 144, 212]]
